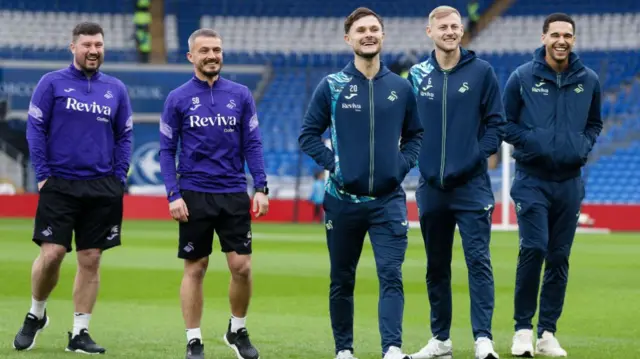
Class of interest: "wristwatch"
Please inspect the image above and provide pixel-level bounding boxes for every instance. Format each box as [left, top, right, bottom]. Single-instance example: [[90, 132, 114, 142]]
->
[[255, 187, 269, 195]]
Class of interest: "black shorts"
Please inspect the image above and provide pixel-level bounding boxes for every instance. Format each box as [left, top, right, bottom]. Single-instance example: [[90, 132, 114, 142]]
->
[[178, 190, 252, 260], [33, 176, 124, 252]]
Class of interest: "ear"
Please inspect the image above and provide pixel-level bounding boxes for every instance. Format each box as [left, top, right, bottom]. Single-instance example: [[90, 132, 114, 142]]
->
[[426, 25, 432, 39], [186, 51, 194, 64], [541, 33, 546, 44], [344, 33, 351, 46], [69, 42, 75, 54]]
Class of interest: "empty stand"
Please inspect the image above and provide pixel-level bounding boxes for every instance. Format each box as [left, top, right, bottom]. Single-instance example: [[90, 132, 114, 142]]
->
[[165, 0, 488, 18], [503, 0, 640, 15], [0, 10, 179, 62]]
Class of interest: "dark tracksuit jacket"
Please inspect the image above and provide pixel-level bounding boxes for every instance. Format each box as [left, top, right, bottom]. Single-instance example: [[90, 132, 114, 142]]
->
[[503, 46, 603, 335], [299, 61, 423, 355], [407, 48, 506, 340]]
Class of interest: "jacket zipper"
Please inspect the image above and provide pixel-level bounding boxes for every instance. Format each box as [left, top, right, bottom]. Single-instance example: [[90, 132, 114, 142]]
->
[[87, 77, 91, 92], [439, 72, 448, 188], [557, 73, 562, 88], [368, 79, 375, 194]]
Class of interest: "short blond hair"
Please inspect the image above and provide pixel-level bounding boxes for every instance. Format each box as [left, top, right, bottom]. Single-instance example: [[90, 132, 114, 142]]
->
[[428, 6, 461, 26]]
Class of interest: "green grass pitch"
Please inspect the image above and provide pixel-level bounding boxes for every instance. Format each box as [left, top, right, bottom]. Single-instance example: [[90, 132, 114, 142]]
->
[[0, 218, 639, 358]]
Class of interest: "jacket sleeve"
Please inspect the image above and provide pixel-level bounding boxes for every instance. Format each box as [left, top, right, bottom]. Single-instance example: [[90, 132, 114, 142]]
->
[[241, 87, 267, 189], [113, 82, 133, 185], [25, 74, 54, 182], [298, 77, 335, 172], [584, 76, 603, 150], [502, 70, 530, 147], [479, 66, 506, 157], [158, 93, 182, 202], [400, 85, 423, 168]]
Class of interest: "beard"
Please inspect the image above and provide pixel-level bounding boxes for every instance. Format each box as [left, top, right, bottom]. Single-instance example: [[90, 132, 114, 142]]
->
[[354, 47, 380, 59], [198, 60, 222, 78], [77, 53, 103, 73]]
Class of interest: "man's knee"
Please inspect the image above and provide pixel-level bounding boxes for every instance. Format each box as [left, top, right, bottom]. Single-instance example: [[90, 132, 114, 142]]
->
[[330, 266, 356, 294], [376, 261, 402, 286], [77, 248, 102, 273], [463, 250, 494, 285], [545, 250, 569, 270], [184, 257, 209, 280], [39, 243, 67, 269], [518, 242, 547, 266], [227, 253, 251, 281]]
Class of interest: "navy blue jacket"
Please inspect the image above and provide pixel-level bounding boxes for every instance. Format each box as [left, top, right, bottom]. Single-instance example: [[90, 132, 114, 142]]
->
[[26, 64, 133, 183], [298, 61, 424, 202], [408, 48, 506, 189], [503, 47, 603, 181], [159, 76, 267, 202]]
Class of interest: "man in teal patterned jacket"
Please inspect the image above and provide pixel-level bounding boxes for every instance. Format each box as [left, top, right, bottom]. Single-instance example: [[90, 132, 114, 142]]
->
[[298, 7, 423, 359]]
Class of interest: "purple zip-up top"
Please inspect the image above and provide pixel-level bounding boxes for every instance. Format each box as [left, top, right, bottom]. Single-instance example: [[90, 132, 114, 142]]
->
[[26, 63, 133, 183], [159, 75, 267, 202]]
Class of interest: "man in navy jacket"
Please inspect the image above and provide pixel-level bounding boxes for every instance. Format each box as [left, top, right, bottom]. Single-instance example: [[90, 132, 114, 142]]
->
[[504, 13, 602, 358], [13, 22, 132, 355], [407, 6, 505, 359], [299, 7, 423, 359]]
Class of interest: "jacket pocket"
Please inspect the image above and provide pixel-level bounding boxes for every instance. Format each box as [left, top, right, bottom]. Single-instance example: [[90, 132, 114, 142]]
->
[[338, 157, 369, 196], [556, 132, 590, 168], [514, 128, 554, 167], [368, 151, 407, 196], [397, 152, 410, 182]]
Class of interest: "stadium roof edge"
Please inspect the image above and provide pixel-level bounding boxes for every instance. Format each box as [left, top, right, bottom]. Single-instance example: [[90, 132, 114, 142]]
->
[[0, 60, 266, 74]]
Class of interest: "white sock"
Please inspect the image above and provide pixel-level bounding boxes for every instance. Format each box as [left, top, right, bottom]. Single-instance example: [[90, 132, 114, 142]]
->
[[29, 297, 46, 319], [186, 328, 202, 343], [72, 313, 91, 337], [230, 315, 246, 333]]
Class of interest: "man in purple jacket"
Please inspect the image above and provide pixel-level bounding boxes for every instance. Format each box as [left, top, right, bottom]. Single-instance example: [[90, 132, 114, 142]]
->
[[159, 28, 268, 359], [12, 22, 132, 354]]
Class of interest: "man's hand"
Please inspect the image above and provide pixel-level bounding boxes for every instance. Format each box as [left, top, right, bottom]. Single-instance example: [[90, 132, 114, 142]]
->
[[37, 179, 48, 191], [169, 198, 189, 222], [252, 192, 269, 218]]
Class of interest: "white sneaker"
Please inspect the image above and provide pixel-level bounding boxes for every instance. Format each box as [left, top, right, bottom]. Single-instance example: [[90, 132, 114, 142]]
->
[[511, 329, 535, 357], [475, 337, 499, 359], [409, 337, 453, 359], [383, 346, 409, 359], [336, 349, 357, 359], [535, 331, 567, 357]]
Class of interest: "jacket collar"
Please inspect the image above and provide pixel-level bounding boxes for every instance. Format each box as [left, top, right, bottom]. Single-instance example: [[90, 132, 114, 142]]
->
[[532, 46, 586, 86], [191, 74, 225, 88], [66, 63, 102, 80], [341, 60, 391, 80], [428, 47, 476, 73]]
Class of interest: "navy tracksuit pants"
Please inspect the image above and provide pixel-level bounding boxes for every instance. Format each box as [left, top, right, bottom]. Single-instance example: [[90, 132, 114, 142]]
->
[[324, 187, 409, 356], [510, 170, 584, 337], [415, 173, 496, 341]]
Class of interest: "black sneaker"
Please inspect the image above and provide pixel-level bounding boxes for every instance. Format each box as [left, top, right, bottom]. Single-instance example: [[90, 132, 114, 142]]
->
[[13, 311, 49, 350], [66, 329, 106, 354], [223, 322, 259, 359], [185, 338, 204, 359]]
